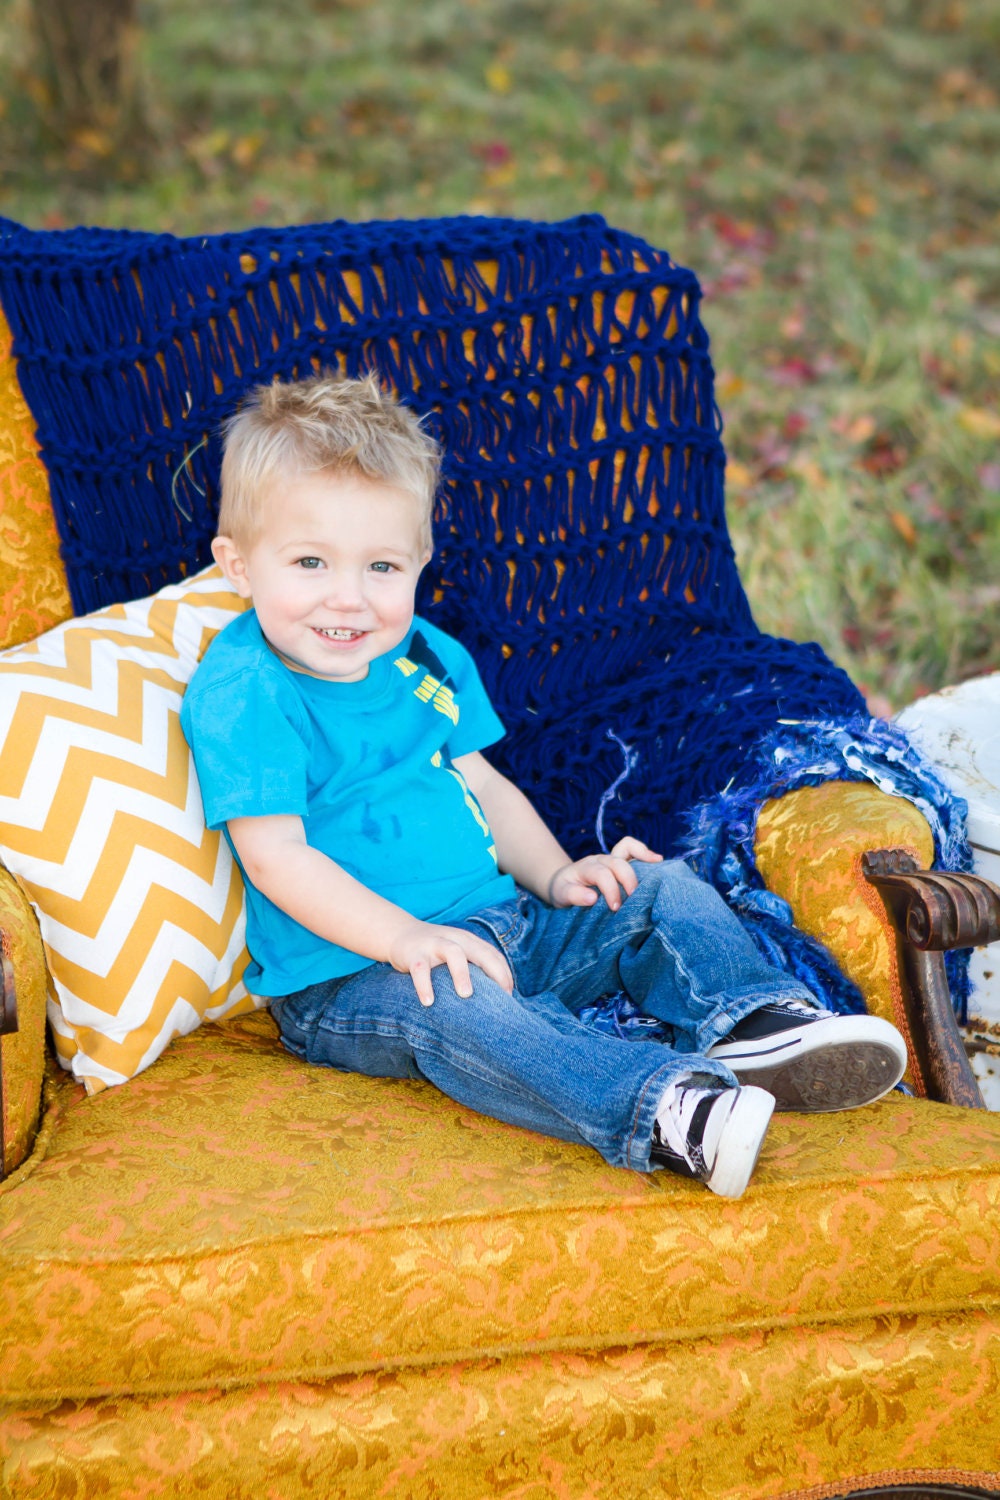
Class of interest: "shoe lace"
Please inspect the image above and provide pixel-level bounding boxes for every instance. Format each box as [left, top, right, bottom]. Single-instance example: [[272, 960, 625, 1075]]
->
[[654, 1081, 712, 1169], [773, 997, 822, 1017]]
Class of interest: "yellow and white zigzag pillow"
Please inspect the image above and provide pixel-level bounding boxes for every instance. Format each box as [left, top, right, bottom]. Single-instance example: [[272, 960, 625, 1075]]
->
[[0, 565, 256, 1095]]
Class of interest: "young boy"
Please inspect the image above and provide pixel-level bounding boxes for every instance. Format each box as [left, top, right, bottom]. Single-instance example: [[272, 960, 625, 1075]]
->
[[180, 373, 907, 1199]]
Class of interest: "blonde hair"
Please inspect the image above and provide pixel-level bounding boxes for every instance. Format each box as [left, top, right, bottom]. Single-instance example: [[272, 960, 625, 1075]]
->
[[218, 372, 440, 550]]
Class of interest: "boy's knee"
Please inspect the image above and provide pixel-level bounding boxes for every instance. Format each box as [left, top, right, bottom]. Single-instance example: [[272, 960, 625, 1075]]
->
[[628, 857, 699, 909], [637, 858, 712, 905], [431, 962, 512, 1004]]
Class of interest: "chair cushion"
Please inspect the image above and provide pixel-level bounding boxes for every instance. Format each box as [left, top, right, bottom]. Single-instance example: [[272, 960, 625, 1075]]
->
[[4, 1013, 1000, 1404], [6, 1314, 1000, 1499], [0, 565, 255, 1094]]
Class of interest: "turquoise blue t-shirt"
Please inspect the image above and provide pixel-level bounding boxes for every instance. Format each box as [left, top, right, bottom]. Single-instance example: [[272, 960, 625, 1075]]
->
[[180, 611, 515, 996]]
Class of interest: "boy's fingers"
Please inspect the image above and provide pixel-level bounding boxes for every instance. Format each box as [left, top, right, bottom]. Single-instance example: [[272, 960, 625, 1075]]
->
[[410, 960, 435, 1007], [483, 948, 514, 994], [560, 879, 597, 907], [608, 856, 638, 895], [462, 935, 513, 994], [610, 836, 663, 862], [590, 865, 624, 910], [445, 947, 474, 999], [595, 857, 640, 906]]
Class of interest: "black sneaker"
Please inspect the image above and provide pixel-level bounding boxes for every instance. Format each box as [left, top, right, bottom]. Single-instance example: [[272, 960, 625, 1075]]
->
[[706, 999, 907, 1112], [650, 1078, 775, 1199]]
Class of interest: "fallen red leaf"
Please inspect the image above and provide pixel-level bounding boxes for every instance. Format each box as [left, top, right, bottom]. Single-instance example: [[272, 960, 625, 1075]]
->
[[475, 141, 512, 167], [860, 437, 907, 475], [710, 213, 772, 251], [767, 357, 817, 387]]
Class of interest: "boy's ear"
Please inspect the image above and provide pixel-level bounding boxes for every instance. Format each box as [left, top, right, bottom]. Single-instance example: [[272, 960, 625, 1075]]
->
[[211, 535, 253, 598]]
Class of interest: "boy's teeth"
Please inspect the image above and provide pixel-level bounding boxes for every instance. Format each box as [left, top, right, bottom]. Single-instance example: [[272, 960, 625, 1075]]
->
[[317, 627, 360, 639]]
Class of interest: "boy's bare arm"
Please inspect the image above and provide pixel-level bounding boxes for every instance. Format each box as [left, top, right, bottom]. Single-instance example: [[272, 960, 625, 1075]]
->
[[227, 814, 512, 1007], [454, 752, 663, 909]]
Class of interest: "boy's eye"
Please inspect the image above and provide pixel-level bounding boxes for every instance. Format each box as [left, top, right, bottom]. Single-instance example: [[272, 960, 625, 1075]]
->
[[296, 557, 323, 570], [370, 560, 396, 574]]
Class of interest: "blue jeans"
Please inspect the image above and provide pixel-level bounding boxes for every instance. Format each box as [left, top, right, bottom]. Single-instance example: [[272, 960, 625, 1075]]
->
[[273, 860, 817, 1173]]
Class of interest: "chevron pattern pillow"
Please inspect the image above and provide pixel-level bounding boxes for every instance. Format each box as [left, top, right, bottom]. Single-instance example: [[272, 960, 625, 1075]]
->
[[0, 565, 258, 1094]]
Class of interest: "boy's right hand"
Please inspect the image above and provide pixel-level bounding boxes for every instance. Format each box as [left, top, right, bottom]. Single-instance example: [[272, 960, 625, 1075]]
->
[[387, 921, 514, 1008]]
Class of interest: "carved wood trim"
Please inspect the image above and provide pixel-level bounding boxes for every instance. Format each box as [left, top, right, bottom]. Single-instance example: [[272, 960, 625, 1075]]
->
[[861, 850, 1000, 950], [862, 850, 991, 1110], [836, 1488, 1000, 1499], [1, 929, 17, 1038], [852, 848, 929, 1097], [0, 928, 18, 1183]]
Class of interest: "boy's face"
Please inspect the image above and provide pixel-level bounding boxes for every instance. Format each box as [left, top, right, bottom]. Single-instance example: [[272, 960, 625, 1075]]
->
[[212, 470, 431, 682]]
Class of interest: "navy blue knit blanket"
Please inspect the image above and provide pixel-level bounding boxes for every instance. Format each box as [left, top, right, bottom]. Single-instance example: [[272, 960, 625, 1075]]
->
[[0, 212, 970, 1018]]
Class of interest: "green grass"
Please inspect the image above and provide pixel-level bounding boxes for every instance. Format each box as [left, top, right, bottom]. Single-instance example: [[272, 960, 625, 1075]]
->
[[2, 0, 998, 709]]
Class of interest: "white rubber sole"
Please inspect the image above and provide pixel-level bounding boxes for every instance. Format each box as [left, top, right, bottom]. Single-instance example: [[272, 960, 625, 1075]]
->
[[704, 1085, 776, 1198], [708, 1014, 907, 1113]]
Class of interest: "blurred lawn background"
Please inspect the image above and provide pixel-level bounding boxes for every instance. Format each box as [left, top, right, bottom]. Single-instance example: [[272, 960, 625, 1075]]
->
[[1, 0, 998, 712]]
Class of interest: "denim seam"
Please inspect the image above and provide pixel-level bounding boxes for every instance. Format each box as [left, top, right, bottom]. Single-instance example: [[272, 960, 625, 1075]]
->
[[626, 1062, 679, 1170], [649, 930, 782, 1050], [650, 926, 701, 1003], [492, 921, 523, 945]]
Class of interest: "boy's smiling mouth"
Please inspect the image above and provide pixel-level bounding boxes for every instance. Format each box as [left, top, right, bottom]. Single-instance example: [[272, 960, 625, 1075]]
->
[[312, 626, 365, 641]]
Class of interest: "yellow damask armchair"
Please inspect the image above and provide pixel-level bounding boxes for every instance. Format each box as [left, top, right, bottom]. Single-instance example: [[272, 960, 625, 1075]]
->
[[2, 213, 1000, 1500]]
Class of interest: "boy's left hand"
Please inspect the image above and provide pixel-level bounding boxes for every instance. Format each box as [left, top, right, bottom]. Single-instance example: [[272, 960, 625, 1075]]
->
[[547, 836, 663, 911]]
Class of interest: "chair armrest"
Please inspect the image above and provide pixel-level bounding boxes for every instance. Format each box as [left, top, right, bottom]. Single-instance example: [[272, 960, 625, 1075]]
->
[[753, 780, 984, 1107], [0, 866, 50, 1179], [862, 849, 997, 1110], [861, 849, 1000, 950]]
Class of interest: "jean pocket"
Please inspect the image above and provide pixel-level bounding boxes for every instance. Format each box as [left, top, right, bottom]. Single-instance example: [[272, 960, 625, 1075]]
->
[[462, 891, 530, 952], [274, 974, 349, 1039]]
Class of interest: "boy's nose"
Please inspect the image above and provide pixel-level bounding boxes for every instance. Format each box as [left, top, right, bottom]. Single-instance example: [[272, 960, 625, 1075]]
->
[[321, 572, 366, 610]]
